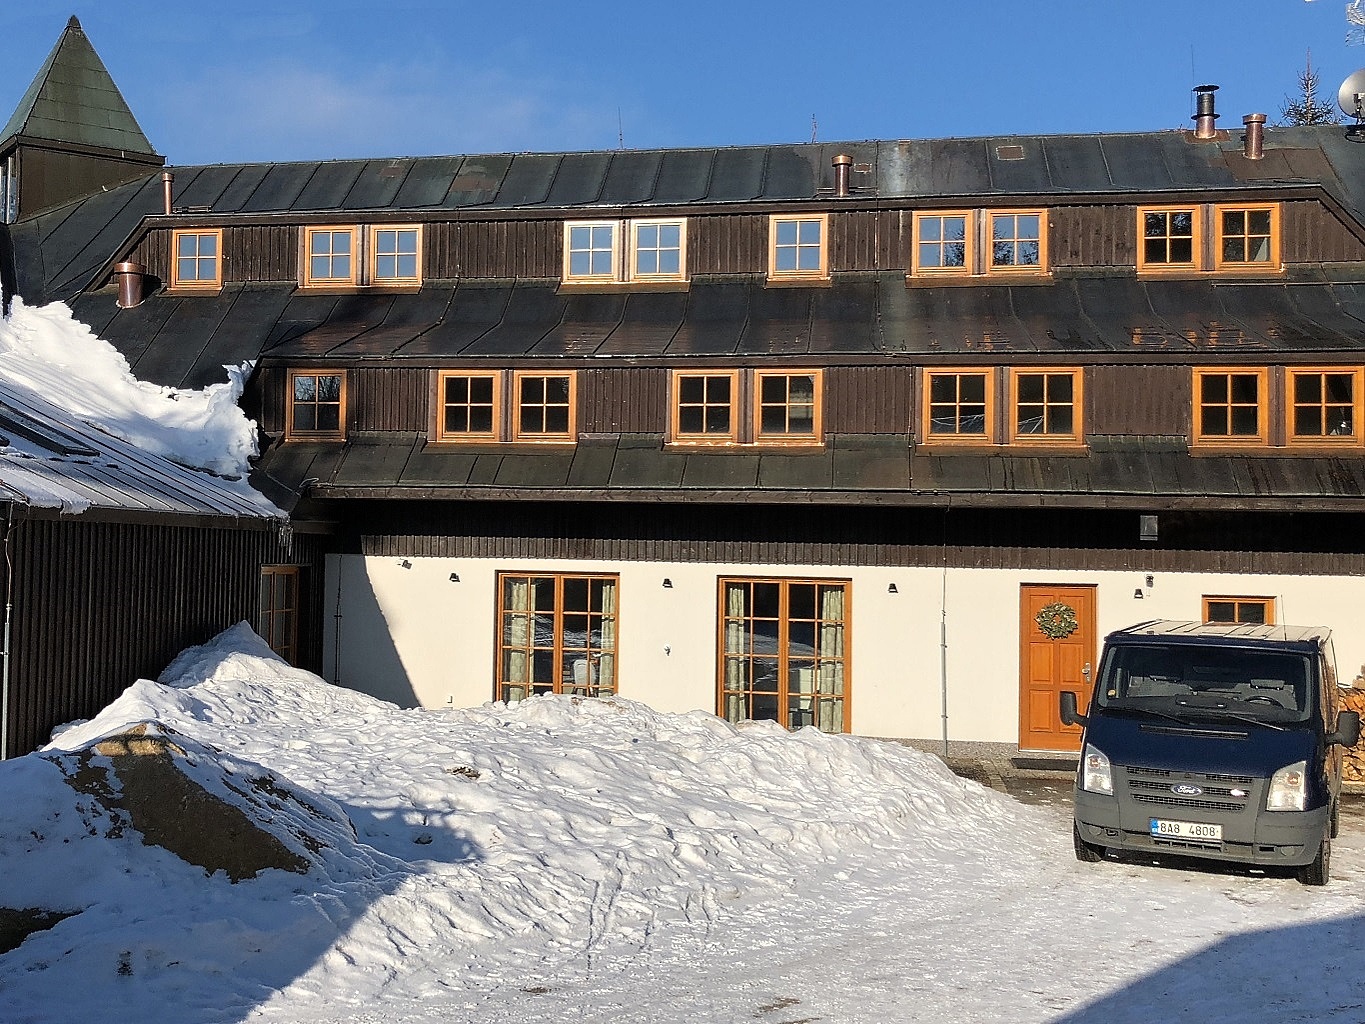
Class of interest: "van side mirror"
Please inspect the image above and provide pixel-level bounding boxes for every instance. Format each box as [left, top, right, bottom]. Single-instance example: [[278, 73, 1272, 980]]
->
[[1060, 690, 1087, 727], [1329, 710, 1361, 748]]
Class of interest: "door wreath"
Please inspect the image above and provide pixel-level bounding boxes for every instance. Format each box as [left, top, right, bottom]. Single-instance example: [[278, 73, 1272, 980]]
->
[[1035, 601, 1079, 640]]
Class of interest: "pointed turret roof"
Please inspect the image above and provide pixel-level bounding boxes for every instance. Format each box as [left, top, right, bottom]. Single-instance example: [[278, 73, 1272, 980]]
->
[[0, 16, 160, 157]]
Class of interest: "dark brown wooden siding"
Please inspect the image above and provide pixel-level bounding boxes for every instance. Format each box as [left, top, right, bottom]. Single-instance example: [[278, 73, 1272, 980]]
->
[[689, 214, 767, 275], [223, 225, 297, 282], [1281, 199, 1365, 263], [1087, 364, 1190, 436], [583, 368, 668, 433], [427, 220, 560, 279], [827, 365, 914, 432], [830, 210, 905, 272], [351, 367, 430, 432], [4, 519, 326, 757], [350, 501, 1365, 578], [15, 148, 157, 222], [1051, 206, 1136, 268]]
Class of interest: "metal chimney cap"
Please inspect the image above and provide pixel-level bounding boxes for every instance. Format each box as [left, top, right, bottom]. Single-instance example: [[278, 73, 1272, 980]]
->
[[112, 261, 145, 274], [1243, 112, 1268, 124], [832, 153, 854, 167]]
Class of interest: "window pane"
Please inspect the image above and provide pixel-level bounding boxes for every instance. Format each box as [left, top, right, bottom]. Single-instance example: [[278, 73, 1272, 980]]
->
[[318, 374, 342, 401]]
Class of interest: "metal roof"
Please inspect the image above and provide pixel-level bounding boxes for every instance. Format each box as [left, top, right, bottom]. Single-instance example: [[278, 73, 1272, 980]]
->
[[0, 17, 159, 158], [0, 366, 281, 522], [252, 431, 1365, 513]]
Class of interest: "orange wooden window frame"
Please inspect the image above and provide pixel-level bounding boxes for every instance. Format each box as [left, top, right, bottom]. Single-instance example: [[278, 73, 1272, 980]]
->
[[768, 214, 829, 280], [285, 368, 347, 441], [1213, 203, 1280, 272], [562, 220, 622, 282], [753, 369, 824, 444], [434, 370, 502, 442], [628, 218, 688, 282], [921, 367, 997, 444], [986, 209, 1049, 276], [511, 370, 578, 442], [670, 370, 740, 444], [1136, 205, 1202, 273], [494, 572, 621, 703], [1009, 368, 1083, 444], [1191, 367, 1268, 446], [169, 228, 223, 290], [1285, 366, 1363, 446], [302, 226, 360, 287], [716, 576, 852, 734], [1202, 596, 1276, 625], [368, 224, 423, 285], [910, 210, 975, 277]]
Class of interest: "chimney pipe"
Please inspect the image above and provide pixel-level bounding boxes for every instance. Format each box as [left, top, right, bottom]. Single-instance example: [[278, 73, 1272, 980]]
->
[[113, 261, 146, 309], [161, 170, 174, 215], [1192, 84, 1220, 139], [832, 153, 853, 198], [1242, 113, 1266, 160]]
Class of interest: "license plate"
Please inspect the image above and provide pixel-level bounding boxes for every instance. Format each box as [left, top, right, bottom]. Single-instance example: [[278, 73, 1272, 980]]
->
[[1150, 818, 1222, 841]]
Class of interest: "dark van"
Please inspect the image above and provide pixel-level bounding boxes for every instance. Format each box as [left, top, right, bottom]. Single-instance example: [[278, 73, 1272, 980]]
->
[[1060, 619, 1360, 885]]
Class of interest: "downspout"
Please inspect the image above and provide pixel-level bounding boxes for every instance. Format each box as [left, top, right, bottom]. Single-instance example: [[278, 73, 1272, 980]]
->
[[1, 504, 17, 760], [939, 499, 951, 759]]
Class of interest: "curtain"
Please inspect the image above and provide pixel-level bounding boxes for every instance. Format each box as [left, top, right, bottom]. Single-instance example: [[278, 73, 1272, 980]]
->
[[722, 583, 749, 722], [817, 585, 846, 732], [502, 577, 530, 701]]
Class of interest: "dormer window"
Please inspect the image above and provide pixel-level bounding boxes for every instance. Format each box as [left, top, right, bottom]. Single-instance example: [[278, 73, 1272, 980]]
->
[[768, 215, 828, 280], [562, 219, 688, 284], [371, 226, 421, 284], [910, 210, 1048, 278], [1138, 207, 1198, 271], [1137, 204, 1279, 275], [170, 229, 222, 290], [1216, 205, 1278, 270], [304, 227, 359, 287], [301, 225, 423, 288]]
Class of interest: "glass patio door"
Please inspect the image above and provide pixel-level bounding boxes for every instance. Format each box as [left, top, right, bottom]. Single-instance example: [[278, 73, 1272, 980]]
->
[[497, 573, 618, 702]]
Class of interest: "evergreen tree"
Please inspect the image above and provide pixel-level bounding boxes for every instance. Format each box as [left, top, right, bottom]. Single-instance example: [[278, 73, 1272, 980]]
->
[[1279, 51, 1342, 125]]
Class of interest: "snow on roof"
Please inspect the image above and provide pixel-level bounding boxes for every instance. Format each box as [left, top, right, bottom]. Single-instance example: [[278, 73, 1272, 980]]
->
[[0, 298, 280, 519]]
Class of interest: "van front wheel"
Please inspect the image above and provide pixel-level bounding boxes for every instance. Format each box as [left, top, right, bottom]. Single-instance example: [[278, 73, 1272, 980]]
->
[[1073, 821, 1104, 863], [1296, 833, 1331, 886]]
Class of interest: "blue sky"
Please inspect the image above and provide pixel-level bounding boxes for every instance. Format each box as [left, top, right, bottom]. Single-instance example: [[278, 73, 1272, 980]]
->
[[3, 1, 1363, 165]]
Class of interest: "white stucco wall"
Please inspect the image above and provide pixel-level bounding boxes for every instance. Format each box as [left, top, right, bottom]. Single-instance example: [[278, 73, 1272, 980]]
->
[[322, 553, 1365, 745]]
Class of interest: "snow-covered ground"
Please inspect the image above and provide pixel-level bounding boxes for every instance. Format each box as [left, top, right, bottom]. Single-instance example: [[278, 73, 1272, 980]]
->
[[1, 625, 1363, 1024]]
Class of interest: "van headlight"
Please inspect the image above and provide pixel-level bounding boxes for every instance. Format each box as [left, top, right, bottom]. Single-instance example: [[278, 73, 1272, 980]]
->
[[1266, 760, 1307, 812], [1080, 744, 1113, 796]]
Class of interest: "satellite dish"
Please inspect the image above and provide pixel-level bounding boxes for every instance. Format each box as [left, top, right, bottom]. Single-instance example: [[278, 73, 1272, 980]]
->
[[1338, 69, 1365, 120]]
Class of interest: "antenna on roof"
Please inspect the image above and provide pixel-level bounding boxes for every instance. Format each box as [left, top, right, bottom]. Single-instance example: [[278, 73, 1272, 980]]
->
[[1338, 68, 1365, 139], [811, 115, 818, 143], [617, 108, 624, 150]]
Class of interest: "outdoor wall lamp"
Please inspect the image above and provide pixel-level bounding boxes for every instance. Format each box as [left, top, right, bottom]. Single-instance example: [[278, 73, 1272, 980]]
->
[[449, 572, 460, 583], [662, 578, 673, 588], [888, 583, 898, 594], [1134, 589, 1144, 599], [398, 559, 412, 569]]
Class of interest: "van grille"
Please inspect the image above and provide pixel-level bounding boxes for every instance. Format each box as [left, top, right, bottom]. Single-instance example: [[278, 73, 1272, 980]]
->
[[1120, 765, 1254, 814]]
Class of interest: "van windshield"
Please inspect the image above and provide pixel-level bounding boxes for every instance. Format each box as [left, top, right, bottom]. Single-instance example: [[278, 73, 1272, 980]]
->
[[1096, 642, 1314, 726]]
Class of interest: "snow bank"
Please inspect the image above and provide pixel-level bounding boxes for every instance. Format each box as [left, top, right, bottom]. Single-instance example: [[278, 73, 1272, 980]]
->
[[0, 298, 259, 477]]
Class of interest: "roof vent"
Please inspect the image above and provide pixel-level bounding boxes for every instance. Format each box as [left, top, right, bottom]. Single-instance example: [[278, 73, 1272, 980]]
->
[[1242, 113, 1266, 160], [832, 153, 853, 198], [161, 170, 174, 216], [113, 261, 146, 309], [1192, 84, 1220, 139]]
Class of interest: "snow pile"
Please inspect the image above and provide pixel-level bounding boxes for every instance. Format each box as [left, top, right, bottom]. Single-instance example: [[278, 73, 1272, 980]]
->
[[0, 298, 258, 477], [4, 626, 1365, 1024]]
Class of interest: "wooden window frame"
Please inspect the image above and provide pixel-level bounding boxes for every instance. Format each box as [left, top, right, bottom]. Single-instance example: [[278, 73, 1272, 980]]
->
[[562, 220, 621, 283], [986, 209, 1048, 276], [1202, 596, 1276, 625], [1191, 367, 1268, 447], [169, 228, 223, 290], [495, 572, 620, 703], [1136, 205, 1201, 274], [670, 370, 740, 444], [434, 369, 503, 443], [1213, 203, 1280, 272], [753, 369, 824, 445], [768, 214, 829, 281], [302, 226, 360, 288], [921, 367, 997, 445], [1285, 366, 1363, 447], [285, 368, 347, 441], [628, 218, 688, 282], [911, 211, 975, 277], [717, 576, 852, 734], [257, 565, 300, 663], [511, 370, 578, 443], [1009, 368, 1083, 445], [368, 224, 423, 286]]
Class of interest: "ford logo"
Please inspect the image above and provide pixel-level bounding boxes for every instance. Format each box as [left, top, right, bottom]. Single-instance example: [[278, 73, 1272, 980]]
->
[[1171, 784, 1203, 797]]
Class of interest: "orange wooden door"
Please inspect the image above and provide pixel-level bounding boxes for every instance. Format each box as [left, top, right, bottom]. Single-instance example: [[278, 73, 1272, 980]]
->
[[1019, 584, 1097, 752]]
